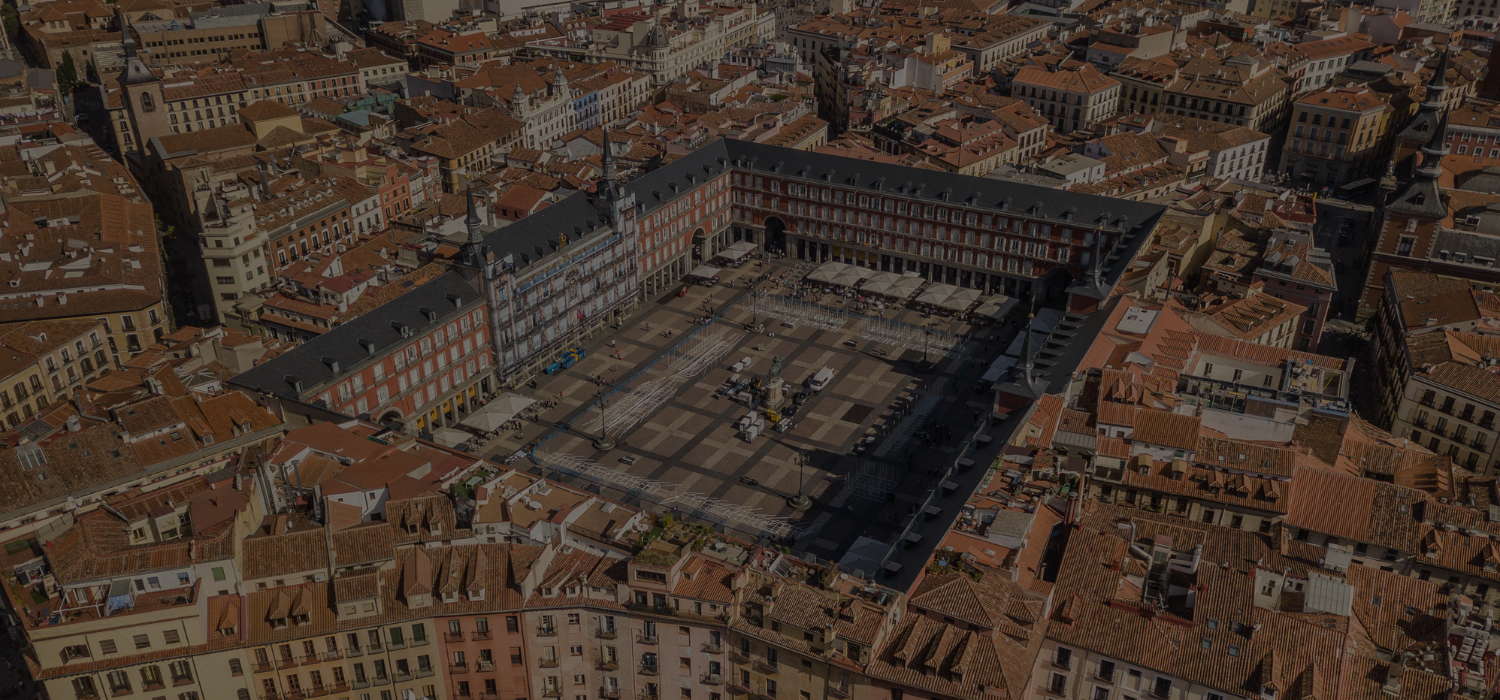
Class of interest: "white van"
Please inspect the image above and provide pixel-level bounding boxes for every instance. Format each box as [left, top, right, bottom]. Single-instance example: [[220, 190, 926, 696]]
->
[[809, 367, 835, 392]]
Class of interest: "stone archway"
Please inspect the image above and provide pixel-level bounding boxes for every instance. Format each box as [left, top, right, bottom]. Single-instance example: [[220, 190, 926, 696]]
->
[[1040, 267, 1075, 307], [764, 216, 788, 255], [378, 409, 405, 429]]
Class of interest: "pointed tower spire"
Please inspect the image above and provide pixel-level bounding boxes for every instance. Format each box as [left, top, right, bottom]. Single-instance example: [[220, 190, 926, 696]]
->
[[600, 123, 617, 189], [464, 177, 483, 244], [458, 171, 489, 270], [1018, 297, 1036, 378], [1422, 49, 1451, 111], [1417, 111, 1449, 181], [117, 13, 158, 88], [1086, 217, 1108, 288]]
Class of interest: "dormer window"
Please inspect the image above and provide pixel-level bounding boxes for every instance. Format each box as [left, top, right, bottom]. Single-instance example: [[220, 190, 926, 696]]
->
[[270, 617, 287, 630], [293, 614, 310, 626]]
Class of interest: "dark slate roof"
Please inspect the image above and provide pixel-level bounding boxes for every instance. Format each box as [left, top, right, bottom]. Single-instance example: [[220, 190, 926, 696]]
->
[[229, 271, 482, 399], [479, 138, 1168, 284], [1430, 228, 1500, 262], [1387, 176, 1447, 220]]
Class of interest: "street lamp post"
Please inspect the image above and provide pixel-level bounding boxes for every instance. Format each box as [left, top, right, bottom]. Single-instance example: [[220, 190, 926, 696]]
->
[[592, 397, 615, 450], [788, 450, 811, 510]]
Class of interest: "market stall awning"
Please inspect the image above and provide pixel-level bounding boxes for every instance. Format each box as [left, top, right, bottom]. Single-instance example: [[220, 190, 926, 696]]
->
[[460, 393, 536, 431], [830, 265, 877, 288], [714, 240, 758, 262], [915, 283, 963, 306], [939, 288, 984, 312], [805, 261, 851, 284], [429, 427, 472, 447], [687, 265, 722, 279], [973, 295, 1018, 319]]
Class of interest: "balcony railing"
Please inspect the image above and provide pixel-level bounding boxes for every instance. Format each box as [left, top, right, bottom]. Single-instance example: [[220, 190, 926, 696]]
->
[[472, 630, 492, 641], [445, 632, 465, 643], [639, 662, 659, 676], [352, 679, 370, 690], [598, 658, 620, 671], [701, 673, 722, 685], [393, 671, 413, 683], [278, 656, 299, 669], [254, 661, 274, 673], [477, 660, 495, 672], [450, 662, 469, 674], [752, 658, 778, 674], [172, 674, 194, 686], [412, 635, 430, 647], [540, 657, 559, 668], [827, 683, 850, 698], [1053, 657, 1072, 671], [542, 688, 562, 698], [367, 642, 384, 654], [537, 626, 558, 636], [111, 686, 133, 697], [142, 680, 165, 691], [729, 648, 750, 663], [637, 632, 657, 644], [596, 627, 618, 639], [728, 677, 750, 694], [346, 647, 364, 659], [702, 642, 722, 654], [323, 650, 342, 662], [599, 688, 621, 700], [389, 640, 407, 650]]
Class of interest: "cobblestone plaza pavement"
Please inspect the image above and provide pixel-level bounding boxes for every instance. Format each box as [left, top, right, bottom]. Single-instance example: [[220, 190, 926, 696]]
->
[[483, 258, 1018, 570]]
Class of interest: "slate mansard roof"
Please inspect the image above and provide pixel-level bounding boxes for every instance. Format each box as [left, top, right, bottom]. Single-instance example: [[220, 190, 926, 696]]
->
[[480, 138, 1167, 285], [229, 271, 483, 400]]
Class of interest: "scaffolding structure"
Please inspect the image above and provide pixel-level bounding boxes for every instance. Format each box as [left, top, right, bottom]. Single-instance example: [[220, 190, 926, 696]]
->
[[535, 451, 674, 499], [535, 451, 798, 539], [842, 459, 902, 502], [857, 316, 962, 356], [665, 492, 798, 539], [666, 325, 742, 379], [589, 377, 677, 437], [749, 293, 847, 332], [872, 383, 946, 459], [584, 325, 743, 437]]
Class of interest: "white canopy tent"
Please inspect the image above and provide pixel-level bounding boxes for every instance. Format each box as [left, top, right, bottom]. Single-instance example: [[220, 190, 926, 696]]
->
[[830, 265, 876, 288], [687, 265, 722, 280], [429, 427, 472, 447], [916, 283, 963, 307], [806, 261, 852, 284], [891, 274, 925, 299], [940, 288, 984, 312], [461, 393, 537, 431], [974, 295, 1018, 319], [715, 240, 758, 263]]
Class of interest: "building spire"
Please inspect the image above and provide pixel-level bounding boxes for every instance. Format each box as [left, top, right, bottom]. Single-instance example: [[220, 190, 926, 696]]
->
[[1018, 295, 1037, 378], [1417, 111, 1449, 180], [1086, 217, 1108, 288], [464, 177, 483, 243], [600, 123, 617, 192], [1422, 48, 1451, 111]]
